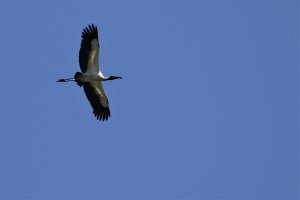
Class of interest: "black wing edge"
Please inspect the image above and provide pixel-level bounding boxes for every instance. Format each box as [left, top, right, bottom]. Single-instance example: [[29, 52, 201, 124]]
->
[[79, 24, 99, 72], [81, 24, 98, 40], [83, 83, 111, 121]]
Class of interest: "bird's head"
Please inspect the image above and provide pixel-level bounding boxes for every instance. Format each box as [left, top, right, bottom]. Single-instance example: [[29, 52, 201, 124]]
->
[[107, 75, 122, 80]]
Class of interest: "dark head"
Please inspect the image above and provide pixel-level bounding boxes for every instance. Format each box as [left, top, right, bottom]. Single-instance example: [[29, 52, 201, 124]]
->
[[107, 75, 122, 80]]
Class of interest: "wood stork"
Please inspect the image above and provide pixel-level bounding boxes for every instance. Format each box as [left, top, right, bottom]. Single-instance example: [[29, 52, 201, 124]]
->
[[57, 24, 122, 121]]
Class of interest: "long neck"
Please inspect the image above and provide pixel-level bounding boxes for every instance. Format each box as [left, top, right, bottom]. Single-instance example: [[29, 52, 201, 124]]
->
[[101, 75, 122, 81], [104, 76, 118, 81]]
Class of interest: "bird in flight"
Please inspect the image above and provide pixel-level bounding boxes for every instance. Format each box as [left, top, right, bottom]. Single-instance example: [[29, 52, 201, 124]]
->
[[57, 24, 122, 121]]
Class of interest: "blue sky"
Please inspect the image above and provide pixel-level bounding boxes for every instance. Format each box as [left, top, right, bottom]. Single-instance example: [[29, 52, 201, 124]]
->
[[0, 0, 298, 199]]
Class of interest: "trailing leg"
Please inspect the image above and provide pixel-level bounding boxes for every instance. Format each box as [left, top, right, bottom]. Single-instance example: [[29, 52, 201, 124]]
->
[[57, 77, 75, 82]]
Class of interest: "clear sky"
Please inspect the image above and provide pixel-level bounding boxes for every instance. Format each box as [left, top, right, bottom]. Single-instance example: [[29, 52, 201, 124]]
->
[[0, 0, 298, 199]]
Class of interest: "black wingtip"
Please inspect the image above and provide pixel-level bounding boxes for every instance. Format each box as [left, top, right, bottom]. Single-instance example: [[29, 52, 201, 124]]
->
[[81, 24, 98, 39], [57, 79, 66, 82], [93, 109, 110, 121]]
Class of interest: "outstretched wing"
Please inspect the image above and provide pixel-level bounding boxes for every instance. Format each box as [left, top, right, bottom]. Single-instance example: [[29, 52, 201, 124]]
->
[[83, 81, 110, 121], [79, 24, 99, 73]]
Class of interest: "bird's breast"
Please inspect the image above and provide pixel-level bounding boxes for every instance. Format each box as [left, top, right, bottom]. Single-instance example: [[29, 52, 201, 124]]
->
[[83, 72, 103, 81]]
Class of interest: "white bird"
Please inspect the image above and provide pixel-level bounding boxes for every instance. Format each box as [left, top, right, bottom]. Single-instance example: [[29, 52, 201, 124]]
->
[[57, 24, 122, 121]]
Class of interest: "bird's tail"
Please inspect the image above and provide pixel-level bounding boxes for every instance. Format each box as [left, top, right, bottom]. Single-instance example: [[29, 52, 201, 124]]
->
[[74, 72, 84, 87]]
